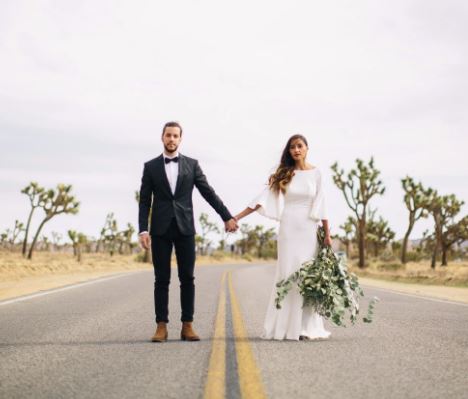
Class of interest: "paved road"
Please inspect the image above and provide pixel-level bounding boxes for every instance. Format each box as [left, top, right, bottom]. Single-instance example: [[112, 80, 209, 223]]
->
[[1, 264, 467, 399]]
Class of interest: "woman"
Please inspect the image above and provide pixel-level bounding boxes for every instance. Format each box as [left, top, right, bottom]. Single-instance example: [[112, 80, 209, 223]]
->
[[234, 134, 332, 341]]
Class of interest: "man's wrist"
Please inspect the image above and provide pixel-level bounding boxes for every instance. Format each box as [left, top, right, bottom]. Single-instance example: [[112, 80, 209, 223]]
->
[[139, 231, 149, 235]]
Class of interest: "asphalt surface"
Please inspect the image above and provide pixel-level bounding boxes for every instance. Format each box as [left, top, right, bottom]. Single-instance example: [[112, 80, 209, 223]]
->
[[1, 264, 467, 399]]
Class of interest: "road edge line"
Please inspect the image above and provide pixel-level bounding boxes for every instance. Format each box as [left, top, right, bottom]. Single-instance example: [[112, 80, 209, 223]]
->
[[362, 284, 468, 307]]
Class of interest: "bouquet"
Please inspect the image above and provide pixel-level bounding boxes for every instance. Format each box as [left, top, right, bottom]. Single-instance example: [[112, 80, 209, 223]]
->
[[275, 226, 379, 327]]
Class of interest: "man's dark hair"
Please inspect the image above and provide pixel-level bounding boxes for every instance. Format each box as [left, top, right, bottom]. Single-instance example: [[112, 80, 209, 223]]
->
[[162, 121, 183, 137]]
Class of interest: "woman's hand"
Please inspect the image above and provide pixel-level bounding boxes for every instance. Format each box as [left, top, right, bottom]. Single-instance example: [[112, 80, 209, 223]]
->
[[323, 234, 332, 247], [321, 220, 332, 247]]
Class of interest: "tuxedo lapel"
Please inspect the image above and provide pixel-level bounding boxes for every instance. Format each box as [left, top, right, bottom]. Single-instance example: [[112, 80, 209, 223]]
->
[[155, 155, 174, 198], [174, 154, 186, 196]]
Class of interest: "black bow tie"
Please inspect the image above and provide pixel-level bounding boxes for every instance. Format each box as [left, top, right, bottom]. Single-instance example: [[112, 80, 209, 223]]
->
[[165, 156, 179, 164]]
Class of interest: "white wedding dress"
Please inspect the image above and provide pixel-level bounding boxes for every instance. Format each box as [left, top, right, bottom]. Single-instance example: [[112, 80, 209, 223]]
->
[[248, 167, 332, 340]]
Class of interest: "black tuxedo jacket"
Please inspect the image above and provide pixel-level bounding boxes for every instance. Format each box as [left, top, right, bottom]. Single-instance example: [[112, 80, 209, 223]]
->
[[138, 153, 233, 236]]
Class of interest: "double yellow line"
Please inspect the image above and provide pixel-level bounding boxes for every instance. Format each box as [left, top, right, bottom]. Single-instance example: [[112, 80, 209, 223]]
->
[[204, 272, 227, 397], [204, 271, 267, 399]]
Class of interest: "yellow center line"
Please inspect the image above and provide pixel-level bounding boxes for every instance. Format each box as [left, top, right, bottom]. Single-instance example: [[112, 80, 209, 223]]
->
[[228, 271, 267, 399], [204, 271, 227, 399]]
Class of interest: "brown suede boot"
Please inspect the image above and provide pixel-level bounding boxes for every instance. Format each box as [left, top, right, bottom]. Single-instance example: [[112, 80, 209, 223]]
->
[[180, 322, 200, 341], [151, 322, 168, 342]]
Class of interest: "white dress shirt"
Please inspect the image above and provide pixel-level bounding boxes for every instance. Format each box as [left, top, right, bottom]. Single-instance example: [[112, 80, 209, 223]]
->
[[163, 152, 179, 195]]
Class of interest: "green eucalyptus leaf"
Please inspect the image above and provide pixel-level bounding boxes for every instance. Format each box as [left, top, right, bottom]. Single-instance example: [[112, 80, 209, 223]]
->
[[275, 226, 380, 327]]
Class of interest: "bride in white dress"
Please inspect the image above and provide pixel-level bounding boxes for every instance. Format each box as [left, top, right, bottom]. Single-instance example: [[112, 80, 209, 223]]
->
[[234, 134, 332, 341]]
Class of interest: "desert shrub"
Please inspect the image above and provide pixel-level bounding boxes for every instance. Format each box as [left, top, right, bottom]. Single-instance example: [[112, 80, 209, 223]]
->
[[377, 262, 405, 271], [134, 250, 151, 263], [379, 249, 398, 262], [392, 241, 402, 252], [405, 251, 426, 262], [210, 250, 226, 261], [260, 245, 277, 259]]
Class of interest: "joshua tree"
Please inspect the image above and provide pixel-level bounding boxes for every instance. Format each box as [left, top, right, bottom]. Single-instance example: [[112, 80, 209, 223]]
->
[[85, 236, 95, 253], [40, 235, 50, 252], [28, 184, 80, 259], [1, 221, 25, 250], [400, 177, 432, 264], [51, 231, 62, 250], [101, 213, 119, 256], [68, 230, 88, 262], [366, 214, 395, 257], [9, 220, 25, 248], [96, 231, 103, 253], [198, 213, 220, 255], [335, 216, 357, 258], [419, 229, 435, 256], [255, 225, 276, 258], [195, 235, 204, 255], [21, 182, 46, 256], [331, 158, 385, 267], [236, 223, 259, 255], [217, 228, 229, 252], [76, 233, 87, 262], [426, 193, 464, 268], [0, 231, 8, 248], [118, 223, 136, 254], [441, 215, 468, 265], [68, 230, 80, 257]]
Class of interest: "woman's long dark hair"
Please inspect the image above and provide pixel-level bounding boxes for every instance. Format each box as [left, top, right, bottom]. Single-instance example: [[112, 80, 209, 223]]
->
[[269, 134, 308, 194]]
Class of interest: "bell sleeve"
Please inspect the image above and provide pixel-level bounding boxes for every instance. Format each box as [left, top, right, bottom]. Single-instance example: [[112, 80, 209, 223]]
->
[[309, 169, 329, 221], [247, 184, 284, 222]]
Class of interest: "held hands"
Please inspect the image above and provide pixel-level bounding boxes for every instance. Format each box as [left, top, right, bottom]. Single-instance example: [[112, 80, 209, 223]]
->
[[224, 209, 253, 233], [139, 232, 151, 250], [224, 218, 239, 233]]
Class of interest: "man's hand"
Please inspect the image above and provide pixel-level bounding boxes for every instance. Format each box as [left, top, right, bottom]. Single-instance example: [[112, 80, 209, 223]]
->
[[323, 234, 332, 247], [224, 218, 238, 233], [139, 232, 151, 250]]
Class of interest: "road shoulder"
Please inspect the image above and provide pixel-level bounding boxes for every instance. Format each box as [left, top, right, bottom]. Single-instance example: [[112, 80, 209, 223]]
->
[[0, 268, 149, 301], [359, 277, 468, 304]]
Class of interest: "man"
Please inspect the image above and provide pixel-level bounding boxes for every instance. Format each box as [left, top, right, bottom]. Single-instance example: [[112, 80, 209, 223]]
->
[[138, 121, 238, 342]]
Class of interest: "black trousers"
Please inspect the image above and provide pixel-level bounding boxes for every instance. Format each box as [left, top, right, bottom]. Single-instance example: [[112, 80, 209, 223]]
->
[[151, 218, 196, 323]]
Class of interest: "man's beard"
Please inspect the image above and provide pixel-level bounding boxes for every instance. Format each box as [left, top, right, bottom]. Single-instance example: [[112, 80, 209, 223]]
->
[[164, 144, 178, 154]]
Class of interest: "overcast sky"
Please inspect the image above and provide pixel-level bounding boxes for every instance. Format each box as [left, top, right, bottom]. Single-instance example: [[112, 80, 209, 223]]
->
[[1, 0, 467, 245]]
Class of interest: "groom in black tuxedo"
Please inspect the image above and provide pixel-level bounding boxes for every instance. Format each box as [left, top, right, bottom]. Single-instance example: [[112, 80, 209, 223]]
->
[[138, 121, 238, 342]]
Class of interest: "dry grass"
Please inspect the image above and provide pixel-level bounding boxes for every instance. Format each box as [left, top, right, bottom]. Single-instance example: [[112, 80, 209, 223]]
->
[[0, 251, 149, 281], [2, 250, 466, 287], [0, 250, 273, 301], [349, 258, 468, 287], [0, 250, 271, 283]]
